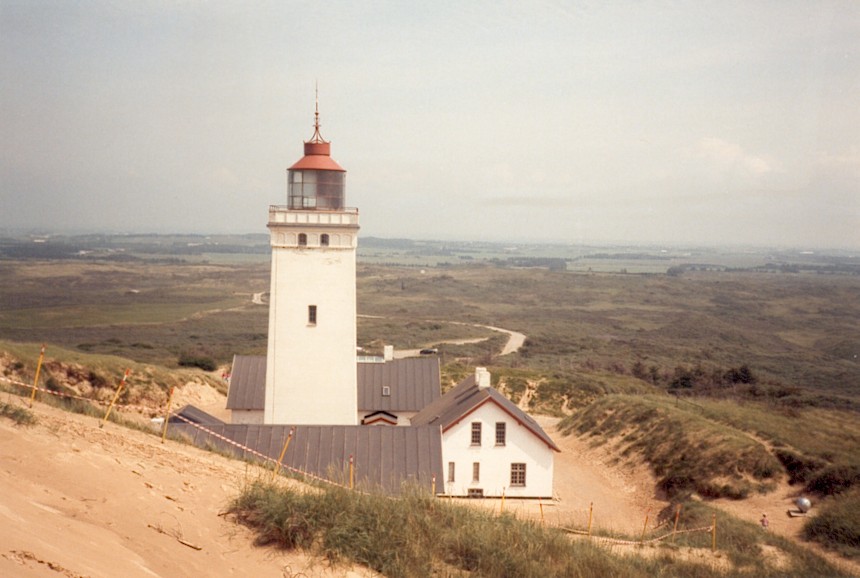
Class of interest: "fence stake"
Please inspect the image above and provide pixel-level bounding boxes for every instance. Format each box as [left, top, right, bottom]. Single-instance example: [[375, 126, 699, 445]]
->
[[711, 513, 717, 552], [100, 369, 130, 428], [349, 454, 354, 490], [431, 474, 436, 496], [587, 502, 594, 537], [640, 506, 651, 544], [271, 427, 295, 481], [500, 487, 505, 513], [28, 344, 46, 408], [539, 497, 545, 525], [160, 386, 175, 444], [672, 504, 682, 543]]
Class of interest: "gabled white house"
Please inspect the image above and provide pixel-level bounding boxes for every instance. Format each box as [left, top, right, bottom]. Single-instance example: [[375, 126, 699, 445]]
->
[[411, 368, 559, 499]]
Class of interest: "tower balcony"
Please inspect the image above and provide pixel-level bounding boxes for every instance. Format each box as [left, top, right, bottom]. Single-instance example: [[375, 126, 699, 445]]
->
[[268, 206, 359, 228]]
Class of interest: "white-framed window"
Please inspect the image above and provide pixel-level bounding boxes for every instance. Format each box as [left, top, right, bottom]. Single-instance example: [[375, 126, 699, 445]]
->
[[472, 462, 480, 482], [471, 422, 481, 446], [448, 462, 455, 483], [382, 386, 391, 397], [510, 463, 526, 487]]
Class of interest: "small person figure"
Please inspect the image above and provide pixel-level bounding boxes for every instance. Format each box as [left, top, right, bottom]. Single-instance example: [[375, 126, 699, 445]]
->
[[760, 513, 769, 530]]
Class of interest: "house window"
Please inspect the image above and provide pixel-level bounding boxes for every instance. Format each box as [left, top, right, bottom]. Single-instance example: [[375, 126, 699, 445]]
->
[[471, 422, 481, 446], [448, 462, 455, 483], [511, 463, 526, 487], [308, 305, 317, 325], [382, 386, 391, 397], [320, 234, 330, 246], [298, 233, 307, 246], [495, 422, 506, 446], [467, 488, 484, 498], [472, 462, 480, 482]]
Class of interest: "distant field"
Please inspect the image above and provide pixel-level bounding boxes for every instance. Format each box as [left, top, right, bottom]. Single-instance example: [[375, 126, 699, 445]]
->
[[1, 236, 858, 400]]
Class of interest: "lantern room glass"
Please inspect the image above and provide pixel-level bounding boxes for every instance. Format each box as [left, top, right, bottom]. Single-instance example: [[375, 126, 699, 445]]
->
[[288, 170, 345, 210]]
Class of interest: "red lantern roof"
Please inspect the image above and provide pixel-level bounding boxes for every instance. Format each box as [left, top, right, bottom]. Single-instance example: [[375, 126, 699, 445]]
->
[[288, 99, 346, 172]]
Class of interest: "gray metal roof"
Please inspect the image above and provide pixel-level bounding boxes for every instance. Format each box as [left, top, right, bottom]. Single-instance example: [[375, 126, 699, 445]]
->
[[357, 357, 440, 412], [226, 355, 441, 413], [411, 375, 560, 452], [226, 355, 266, 410], [169, 404, 225, 426], [170, 417, 444, 494]]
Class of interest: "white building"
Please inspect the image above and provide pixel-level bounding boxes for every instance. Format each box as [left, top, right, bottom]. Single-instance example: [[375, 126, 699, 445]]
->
[[412, 368, 559, 498], [264, 103, 359, 425]]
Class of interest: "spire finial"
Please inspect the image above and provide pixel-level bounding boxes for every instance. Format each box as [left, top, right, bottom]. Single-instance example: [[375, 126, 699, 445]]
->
[[309, 81, 327, 144]]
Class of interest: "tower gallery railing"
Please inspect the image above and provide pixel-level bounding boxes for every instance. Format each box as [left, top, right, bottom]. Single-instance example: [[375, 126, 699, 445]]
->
[[268, 206, 359, 226]]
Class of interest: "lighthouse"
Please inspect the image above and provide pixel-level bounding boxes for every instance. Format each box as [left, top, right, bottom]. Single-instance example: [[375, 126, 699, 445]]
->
[[264, 102, 359, 425]]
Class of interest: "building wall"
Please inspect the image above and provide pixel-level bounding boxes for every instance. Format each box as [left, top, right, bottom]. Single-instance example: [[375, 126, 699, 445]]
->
[[440, 402, 554, 498], [231, 410, 264, 425], [265, 226, 358, 425]]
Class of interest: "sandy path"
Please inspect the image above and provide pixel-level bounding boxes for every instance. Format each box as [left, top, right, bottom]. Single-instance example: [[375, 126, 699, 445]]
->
[[0, 401, 374, 578]]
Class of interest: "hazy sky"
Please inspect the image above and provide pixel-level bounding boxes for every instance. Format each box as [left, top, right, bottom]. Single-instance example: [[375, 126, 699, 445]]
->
[[2, 1, 858, 249]]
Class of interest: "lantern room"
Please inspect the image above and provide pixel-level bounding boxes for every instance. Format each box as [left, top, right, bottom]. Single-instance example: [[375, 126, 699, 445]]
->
[[287, 104, 346, 210]]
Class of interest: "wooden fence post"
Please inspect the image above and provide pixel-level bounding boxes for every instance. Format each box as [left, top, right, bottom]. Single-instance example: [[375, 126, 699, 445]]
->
[[161, 386, 175, 444], [28, 345, 46, 408], [100, 369, 130, 428]]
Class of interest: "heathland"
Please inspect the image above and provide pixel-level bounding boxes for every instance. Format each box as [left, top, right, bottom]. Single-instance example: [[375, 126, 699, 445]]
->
[[0, 233, 858, 576]]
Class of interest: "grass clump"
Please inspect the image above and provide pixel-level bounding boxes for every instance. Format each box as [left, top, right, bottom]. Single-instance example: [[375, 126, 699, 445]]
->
[[230, 481, 636, 577], [803, 489, 860, 558], [230, 481, 852, 577], [0, 401, 37, 425]]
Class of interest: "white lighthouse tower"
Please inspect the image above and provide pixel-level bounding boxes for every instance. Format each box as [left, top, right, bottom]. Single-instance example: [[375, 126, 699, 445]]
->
[[264, 101, 359, 425]]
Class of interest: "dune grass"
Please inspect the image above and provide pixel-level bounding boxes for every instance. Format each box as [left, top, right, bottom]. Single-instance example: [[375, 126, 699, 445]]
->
[[559, 395, 782, 499], [229, 479, 851, 578], [0, 400, 37, 425]]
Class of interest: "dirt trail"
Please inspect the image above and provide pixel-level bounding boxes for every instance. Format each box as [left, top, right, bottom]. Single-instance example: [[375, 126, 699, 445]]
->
[[710, 481, 860, 576]]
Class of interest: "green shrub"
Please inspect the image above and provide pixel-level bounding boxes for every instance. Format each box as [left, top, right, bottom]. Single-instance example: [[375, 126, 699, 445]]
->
[[774, 449, 827, 485], [805, 465, 860, 497], [0, 402, 37, 426], [803, 490, 860, 557], [178, 352, 217, 371]]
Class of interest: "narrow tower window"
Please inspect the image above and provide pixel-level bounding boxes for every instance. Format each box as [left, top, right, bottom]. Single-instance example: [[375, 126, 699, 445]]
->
[[320, 234, 330, 246], [298, 233, 307, 246], [308, 305, 317, 325]]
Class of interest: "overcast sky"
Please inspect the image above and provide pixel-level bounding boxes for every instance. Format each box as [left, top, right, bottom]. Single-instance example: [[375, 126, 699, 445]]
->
[[2, 1, 858, 249]]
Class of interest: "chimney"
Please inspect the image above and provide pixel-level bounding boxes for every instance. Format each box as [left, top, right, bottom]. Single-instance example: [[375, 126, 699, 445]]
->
[[476, 367, 491, 389], [383, 345, 394, 362]]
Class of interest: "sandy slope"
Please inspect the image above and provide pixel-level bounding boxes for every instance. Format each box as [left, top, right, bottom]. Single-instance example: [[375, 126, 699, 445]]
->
[[0, 401, 372, 578], [0, 395, 665, 578]]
